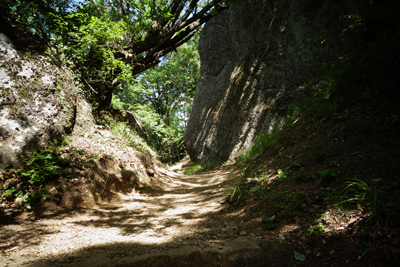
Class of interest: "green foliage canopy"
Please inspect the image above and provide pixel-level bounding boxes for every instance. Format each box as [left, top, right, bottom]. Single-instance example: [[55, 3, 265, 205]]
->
[[1, 0, 227, 110], [112, 33, 200, 163]]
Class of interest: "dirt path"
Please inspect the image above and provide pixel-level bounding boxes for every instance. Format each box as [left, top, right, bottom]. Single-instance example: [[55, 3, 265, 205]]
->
[[0, 162, 292, 267]]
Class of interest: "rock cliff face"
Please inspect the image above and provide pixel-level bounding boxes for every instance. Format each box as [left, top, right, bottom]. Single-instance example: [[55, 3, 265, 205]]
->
[[0, 33, 77, 169], [185, 0, 359, 164]]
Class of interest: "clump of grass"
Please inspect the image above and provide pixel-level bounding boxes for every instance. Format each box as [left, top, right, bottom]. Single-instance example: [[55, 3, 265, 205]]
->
[[2, 148, 72, 210], [241, 130, 281, 161], [339, 178, 381, 210], [183, 164, 203, 174], [183, 162, 220, 174], [338, 178, 387, 232], [110, 122, 156, 157], [0, 138, 99, 211], [229, 184, 244, 206]]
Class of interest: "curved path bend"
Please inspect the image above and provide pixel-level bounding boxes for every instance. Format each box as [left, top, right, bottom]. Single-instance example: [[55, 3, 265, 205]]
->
[[0, 161, 292, 267]]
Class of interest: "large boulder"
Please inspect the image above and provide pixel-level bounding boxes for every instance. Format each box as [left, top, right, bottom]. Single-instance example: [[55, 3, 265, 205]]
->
[[185, 0, 362, 164], [0, 33, 77, 169]]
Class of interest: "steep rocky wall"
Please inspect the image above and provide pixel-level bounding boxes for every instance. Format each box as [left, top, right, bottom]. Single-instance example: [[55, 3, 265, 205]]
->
[[185, 0, 361, 164], [0, 33, 77, 169]]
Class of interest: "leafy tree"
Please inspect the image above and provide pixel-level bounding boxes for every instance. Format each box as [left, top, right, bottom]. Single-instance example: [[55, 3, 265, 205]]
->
[[112, 33, 200, 162], [0, 0, 231, 162], [1, 0, 227, 110], [77, 0, 226, 110], [0, 0, 78, 51], [131, 33, 199, 126]]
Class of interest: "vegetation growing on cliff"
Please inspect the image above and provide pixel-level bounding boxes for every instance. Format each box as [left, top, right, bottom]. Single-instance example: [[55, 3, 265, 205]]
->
[[0, 1, 399, 266], [1, 0, 211, 163], [0, 114, 159, 212], [112, 33, 201, 163], [1, 0, 226, 110], [221, 2, 400, 264]]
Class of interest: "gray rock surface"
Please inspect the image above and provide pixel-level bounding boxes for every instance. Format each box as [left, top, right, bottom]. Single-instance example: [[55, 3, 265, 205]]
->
[[0, 33, 77, 169], [185, 0, 357, 164], [73, 99, 96, 134]]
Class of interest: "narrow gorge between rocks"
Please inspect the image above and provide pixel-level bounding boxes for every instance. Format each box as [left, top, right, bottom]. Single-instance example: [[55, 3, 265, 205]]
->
[[1, 0, 400, 266]]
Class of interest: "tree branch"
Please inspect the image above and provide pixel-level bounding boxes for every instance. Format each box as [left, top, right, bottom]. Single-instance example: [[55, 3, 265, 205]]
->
[[129, 0, 224, 55]]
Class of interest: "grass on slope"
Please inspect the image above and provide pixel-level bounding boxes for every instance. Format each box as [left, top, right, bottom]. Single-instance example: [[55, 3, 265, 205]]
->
[[219, 76, 400, 265], [0, 111, 159, 214]]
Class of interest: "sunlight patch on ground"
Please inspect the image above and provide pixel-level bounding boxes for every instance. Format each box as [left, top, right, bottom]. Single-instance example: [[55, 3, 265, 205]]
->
[[0, 164, 238, 266]]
